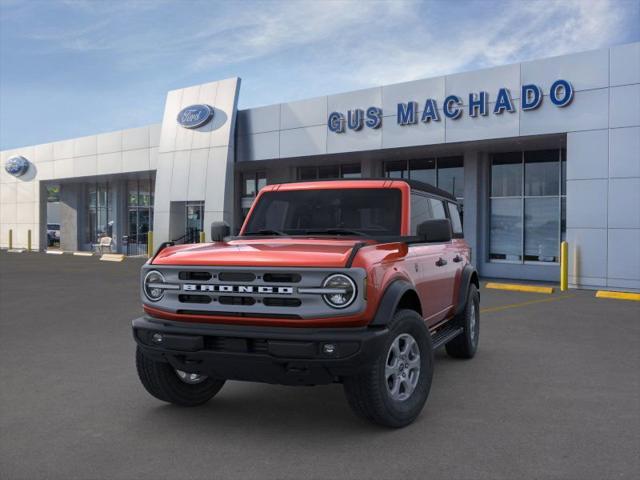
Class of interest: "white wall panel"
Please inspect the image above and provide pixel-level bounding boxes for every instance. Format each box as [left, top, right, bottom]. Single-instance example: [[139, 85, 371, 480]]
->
[[608, 229, 640, 280], [74, 135, 97, 157], [608, 178, 640, 228], [520, 88, 609, 136], [280, 126, 326, 157], [96, 152, 122, 175], [609, 127, 640, 178], [237, 132, 279, 162], [382, 117, 445, 149], [123, 126, 150, 151], [53, 158, 74, 178], [446, 64, 520, 101], [281, 97, 326, 130], [238, 104, 280, 134], [521, 48, 609, 92], [446, 104, 519, 142], [97, 131, 122, 154], [566, 179, 607, 228], [610, 43, 640, 86], [383, 77, 445, 113], [73, 155, 97, 178], [609, 84, 640, 128], [187, 148, 208, 201], [122, 149, 150, 173], [567, 228, 607, 278], [53, 139, 73, 160], [34, 143, 54, 163], [566, 130, 609, 180]]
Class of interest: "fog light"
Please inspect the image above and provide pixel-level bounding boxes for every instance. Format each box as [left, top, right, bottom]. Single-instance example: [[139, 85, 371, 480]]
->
[[323, 343, 336, 354], [152, 333, 163, 344]]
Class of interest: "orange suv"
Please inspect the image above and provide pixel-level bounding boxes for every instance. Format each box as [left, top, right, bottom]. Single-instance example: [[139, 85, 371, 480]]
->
[[133, 179, 479, 427]]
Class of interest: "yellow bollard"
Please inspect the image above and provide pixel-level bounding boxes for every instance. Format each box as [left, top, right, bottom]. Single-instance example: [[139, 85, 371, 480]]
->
[[560, 241, 568, 291], [199, 230, 205, 243], [147, 231, 153, 257], [8, 229, 12, 249], [28, 229, 32, 252]]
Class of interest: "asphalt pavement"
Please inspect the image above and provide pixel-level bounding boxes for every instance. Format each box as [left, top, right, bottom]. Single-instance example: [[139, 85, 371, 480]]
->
[[0, 251, 638, 480]]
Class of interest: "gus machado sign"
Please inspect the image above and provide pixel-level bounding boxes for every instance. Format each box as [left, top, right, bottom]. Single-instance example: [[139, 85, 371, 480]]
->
[[328, 79, 573, 133]]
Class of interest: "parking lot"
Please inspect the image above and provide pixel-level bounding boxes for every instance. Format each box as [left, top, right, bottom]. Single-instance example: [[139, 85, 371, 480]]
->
[[0, 251, 638, 480]]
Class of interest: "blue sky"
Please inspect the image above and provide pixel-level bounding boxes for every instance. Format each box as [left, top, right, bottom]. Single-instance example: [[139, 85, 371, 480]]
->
[[1, 0, 639, 149]]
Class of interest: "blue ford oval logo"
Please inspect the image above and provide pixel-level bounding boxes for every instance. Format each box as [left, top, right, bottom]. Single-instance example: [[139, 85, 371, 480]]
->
[[5, 156, 30, 177], [176, 104, 214, 129]]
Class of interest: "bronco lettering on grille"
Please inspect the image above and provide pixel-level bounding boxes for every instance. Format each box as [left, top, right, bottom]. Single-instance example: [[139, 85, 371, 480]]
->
[[182, 284, 294, 295]]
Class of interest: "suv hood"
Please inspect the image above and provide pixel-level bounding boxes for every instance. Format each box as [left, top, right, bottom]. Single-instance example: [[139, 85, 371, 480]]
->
[[152, 238, 370, 268]]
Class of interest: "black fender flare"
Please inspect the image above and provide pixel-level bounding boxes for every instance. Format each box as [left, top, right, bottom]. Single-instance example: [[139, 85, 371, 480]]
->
[[455, 264, 480, 316], [370, 279, 419, 326]]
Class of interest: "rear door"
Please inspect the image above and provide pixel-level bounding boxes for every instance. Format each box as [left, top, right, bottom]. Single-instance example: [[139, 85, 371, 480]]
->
[[409, 193, 452, 325]]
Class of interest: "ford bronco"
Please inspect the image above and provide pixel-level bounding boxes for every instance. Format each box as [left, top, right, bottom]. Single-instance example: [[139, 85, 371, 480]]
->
[[133, 179, 479, 427]]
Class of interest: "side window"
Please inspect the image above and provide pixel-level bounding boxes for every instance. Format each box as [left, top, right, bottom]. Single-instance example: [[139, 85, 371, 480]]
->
[[429, 198, 447, 220], [448, 202, 463, 235], [410, 193, 432, 234]]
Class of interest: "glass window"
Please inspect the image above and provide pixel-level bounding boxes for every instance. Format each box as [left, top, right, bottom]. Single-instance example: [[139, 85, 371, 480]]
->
[[525, 150, 559, 196], [318, 165, 340, 179], [297, 164, 361, 180], [410, 194, 432, 235], [490, 198, 523, 261], [385, 160, 407, 179], [524, 197, 559, 262], [448, 202, 463, 234], [429, 198, 447, 219], [341, 163, 362, 178], [489, 149, 565, 263], [409, 159, 436, 185], [491, 152, 522, 197], [242, 172, 266, 196], [245, 189, 402, 236], [437, 157, 464, 198]]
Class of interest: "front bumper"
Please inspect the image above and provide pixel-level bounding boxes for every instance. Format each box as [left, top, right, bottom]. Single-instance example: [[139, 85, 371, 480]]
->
[[132, 316, 389, 386]]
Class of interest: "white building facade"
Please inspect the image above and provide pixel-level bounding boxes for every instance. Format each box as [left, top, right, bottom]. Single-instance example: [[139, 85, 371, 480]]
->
[[1, 43, 639, 291]]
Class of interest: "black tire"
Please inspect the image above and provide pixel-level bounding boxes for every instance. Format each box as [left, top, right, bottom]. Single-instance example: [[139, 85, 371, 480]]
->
[[343, 309, 434, 428], [136, 347, 225, 406], [445, 284, 480, 359]]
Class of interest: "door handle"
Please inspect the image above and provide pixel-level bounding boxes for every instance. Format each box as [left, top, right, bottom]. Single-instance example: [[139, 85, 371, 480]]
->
[[435, 257, 447, 267], [453, 255, 463, 263]]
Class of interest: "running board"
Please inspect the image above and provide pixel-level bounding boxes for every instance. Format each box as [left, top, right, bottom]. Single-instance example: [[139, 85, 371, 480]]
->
[[431, 325, 463, 349]]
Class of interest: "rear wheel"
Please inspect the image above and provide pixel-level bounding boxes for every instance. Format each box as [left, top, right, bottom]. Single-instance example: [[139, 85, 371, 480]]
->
[[445, 284, 480, 359], [136, 347, 225, 406], [343, 309, 434, 428]]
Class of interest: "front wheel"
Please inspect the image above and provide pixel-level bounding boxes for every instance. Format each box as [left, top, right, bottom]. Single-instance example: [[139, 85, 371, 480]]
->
[[343, 309, 434, 428], [136, 347, 225, 406]]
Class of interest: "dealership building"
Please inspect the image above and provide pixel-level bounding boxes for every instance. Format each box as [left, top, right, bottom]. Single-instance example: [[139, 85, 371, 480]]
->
[[1, 42, 639, 291]]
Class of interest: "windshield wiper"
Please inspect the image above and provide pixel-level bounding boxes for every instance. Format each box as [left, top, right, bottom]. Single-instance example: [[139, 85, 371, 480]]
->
[[305, 228, 366, 236], [244, 229, 287, 236]]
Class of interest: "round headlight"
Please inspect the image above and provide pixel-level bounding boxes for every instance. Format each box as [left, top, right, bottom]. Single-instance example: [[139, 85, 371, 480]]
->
[[322, 274, 356, 309], [143, 270, 166, 302]]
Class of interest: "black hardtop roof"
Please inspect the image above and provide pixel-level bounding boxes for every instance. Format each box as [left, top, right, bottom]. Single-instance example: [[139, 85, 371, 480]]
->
[[282, 177, 458, 203]]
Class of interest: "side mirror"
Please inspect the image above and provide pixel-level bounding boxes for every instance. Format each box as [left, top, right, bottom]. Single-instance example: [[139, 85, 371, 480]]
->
[[417, 219, 452, 243], [210, 221, 230, 242]]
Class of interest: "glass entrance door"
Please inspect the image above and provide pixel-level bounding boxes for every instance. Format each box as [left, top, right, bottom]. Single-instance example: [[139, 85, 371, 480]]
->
[[126, 178, 154, 256], [185, 202, 204, 243]]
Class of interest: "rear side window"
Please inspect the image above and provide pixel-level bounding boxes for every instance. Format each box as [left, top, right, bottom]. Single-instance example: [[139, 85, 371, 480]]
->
[[447, 202, 463, 235], [410, 194, 447, 234]]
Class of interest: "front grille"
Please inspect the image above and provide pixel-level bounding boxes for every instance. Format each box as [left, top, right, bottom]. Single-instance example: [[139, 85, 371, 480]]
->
[[263, 297, 302, 307], [179, 271, 212, 281], [219, 271, 256, 282], [219, 296, 256, 306], [263, 273, 301, 283], [146, 266, 366, 320], [179, 294, 212, 304]]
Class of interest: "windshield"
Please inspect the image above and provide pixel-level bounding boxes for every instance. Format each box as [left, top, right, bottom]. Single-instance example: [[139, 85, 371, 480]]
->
[[244, 188, 402, 237]]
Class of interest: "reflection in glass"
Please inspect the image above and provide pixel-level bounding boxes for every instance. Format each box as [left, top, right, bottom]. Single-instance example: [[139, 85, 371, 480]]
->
[[490, 198, 522, 261], [525, 150, 559, 196], [491, 152, 522, 197], [524, 198, 559, 262], [409, 158, 436, 186], [437, 156, 464, 198]]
